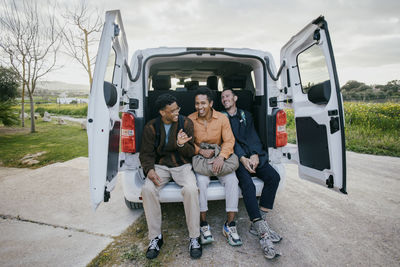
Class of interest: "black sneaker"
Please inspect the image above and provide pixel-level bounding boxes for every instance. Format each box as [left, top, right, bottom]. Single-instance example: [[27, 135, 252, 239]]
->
[[146, 235, 163, 259], [189, 237, 202, 259]]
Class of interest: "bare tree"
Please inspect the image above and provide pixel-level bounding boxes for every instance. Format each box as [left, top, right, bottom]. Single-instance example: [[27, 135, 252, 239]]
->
[[62, 0, 103, 86], [0, 0, 62, 132]]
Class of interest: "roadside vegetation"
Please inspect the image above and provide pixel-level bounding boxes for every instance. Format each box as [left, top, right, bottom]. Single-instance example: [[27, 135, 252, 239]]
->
[[13, 103, 88, 117], [0, 119, 87, 168], [286, 102, 400, 157]]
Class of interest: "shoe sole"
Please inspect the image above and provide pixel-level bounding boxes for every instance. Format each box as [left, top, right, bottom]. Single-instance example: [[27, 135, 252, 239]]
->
[[200, 236, 214, 245], [265, 252, 281, 260], [222, 229, 242, 246]]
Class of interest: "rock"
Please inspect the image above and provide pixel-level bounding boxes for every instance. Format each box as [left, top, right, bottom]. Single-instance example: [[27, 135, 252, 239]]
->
[[57, 118, 66, 125], [80, 120, 87, 130], [20, 151, 47, 161], [43, 111, 52, 122], [21, 159, 40, 165]]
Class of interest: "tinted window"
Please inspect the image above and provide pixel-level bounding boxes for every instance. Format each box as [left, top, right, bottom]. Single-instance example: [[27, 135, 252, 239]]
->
[[297, 44, 330, 94]]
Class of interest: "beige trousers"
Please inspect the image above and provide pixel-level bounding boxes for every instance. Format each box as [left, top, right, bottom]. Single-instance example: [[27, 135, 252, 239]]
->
[[141, 163, 200, 240]]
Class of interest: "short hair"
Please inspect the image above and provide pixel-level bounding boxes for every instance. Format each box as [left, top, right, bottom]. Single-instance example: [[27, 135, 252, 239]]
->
[[222, 88, 237, 96], [155, 93, 177, 111], [194, 86, 213, 103]]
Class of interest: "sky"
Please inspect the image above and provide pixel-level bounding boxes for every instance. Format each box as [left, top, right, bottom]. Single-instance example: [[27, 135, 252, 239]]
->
[[34, 0, 400, 87]]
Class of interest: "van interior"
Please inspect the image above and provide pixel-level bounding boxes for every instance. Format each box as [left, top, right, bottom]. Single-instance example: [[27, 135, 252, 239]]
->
[[144, 57, 270, 147]]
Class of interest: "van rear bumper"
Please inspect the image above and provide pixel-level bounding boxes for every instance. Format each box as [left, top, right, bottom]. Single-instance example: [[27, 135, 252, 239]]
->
[[122, 169, 265, 204]]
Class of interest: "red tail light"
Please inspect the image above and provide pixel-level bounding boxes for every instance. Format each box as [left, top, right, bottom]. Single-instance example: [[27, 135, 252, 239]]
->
[[121, 112, 136, 153], [276, 110, 287, 147]]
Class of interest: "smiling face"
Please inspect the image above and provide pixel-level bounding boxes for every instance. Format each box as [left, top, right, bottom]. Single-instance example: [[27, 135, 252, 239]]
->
[[221, 89, 237, 110], [195, 94, 213, 118], [159, 102, 180, 124]]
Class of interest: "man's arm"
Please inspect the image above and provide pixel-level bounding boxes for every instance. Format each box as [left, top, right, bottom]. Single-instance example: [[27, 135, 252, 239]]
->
[[246, 112, 265, 156], [139, 122, 157, 176], [219, 115, 235, 159]]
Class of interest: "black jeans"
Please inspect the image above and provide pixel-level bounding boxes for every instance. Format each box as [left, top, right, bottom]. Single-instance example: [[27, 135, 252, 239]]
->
[[236, 161, 280, 221]]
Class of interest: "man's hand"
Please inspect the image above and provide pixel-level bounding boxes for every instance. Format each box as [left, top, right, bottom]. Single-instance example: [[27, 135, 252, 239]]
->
[[147, 169, 162, 186], [249, 154, 259, 170], [209, 156, 225, 174], [240, 156, 256, 173], [177, 129, 192, 146], [199, 148, 215, 159]]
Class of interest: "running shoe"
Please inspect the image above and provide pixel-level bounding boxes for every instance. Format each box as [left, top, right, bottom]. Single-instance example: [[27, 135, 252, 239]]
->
[[200, 223, 214, 244], [222, 221, 243, 246], [189, 236, 202, 259]]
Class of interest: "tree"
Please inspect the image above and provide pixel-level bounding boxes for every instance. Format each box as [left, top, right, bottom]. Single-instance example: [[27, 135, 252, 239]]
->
[[0, 66, 20, 101], [62, 0, 103, 86], [0, 66, 20, 126], [0, 0, 62, 132]]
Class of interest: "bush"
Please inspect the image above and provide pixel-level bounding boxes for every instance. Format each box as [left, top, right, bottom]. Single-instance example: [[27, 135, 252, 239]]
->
[[0, 100, 19, 126]]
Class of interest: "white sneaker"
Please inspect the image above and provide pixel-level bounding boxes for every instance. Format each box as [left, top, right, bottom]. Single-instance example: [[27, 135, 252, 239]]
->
[[200, 223, 214, 244]]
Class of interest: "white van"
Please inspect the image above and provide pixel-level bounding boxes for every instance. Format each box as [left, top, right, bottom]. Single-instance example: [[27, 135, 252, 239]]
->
[[87, 10, 347, 210]]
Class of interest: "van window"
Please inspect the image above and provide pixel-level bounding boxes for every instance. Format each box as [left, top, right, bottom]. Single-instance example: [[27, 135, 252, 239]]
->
[[297, 44, 329, 94], [105, 48, 117, 83]]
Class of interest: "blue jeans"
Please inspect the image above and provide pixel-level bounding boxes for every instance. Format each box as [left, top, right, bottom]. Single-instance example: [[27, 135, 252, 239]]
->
[[236, 161, 280, 221]]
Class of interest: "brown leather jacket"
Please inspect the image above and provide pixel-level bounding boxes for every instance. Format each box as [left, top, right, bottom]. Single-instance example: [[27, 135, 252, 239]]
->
[[139, 116, 195, 175]]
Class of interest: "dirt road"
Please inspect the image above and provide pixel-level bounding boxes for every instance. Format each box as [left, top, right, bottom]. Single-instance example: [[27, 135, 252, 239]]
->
[[90, 151, 400, 266], [1, 151, 399, 266]]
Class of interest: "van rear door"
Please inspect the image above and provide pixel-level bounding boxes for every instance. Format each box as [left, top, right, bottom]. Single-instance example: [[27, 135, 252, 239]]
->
[[87, 10, 129, 210], [280, 16, 346, 194]]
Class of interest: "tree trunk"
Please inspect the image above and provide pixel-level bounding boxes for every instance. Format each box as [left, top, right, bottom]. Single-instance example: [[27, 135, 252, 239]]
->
[[29, 93, 35, 133], [21, 56, 26, 127], [21, 81, 25, 127]]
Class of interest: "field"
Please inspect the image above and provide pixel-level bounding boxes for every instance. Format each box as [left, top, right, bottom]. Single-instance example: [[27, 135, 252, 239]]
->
[[15, 103, 87, 117], [285, 102, 400, 157], [0, 119, 88, 168]]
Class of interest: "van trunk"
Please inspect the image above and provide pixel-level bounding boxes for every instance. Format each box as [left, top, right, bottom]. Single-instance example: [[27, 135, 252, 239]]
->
[[138, 53, 271, 152]]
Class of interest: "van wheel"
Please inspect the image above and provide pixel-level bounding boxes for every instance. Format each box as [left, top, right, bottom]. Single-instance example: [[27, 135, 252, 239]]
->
[[124, 197, 143, 210]]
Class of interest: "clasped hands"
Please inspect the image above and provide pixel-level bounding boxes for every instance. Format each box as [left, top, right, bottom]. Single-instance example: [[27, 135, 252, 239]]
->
[[240, 154, 259, 173]]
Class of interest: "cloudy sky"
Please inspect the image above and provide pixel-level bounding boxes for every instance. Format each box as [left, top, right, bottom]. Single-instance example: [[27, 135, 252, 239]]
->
[[51, 0, 400, 86]]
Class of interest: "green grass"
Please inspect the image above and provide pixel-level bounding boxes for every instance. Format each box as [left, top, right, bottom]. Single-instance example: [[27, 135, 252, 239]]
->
[[13, 103, 88, 117], [0, 119, 88, 168], [285, 102, 400, 157]]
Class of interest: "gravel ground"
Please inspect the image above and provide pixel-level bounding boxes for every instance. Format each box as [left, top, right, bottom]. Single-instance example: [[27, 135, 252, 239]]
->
[[90, 151, 400, 267]]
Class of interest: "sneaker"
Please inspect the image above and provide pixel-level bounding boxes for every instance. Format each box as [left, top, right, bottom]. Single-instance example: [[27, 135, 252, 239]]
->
[[189, 237, 202, 259], [260, 234, 281, 259], [250, 219, 282, 243], [146, 235, 163, 259], [222, 221, 243, 246], [200, 223, 214, 244]]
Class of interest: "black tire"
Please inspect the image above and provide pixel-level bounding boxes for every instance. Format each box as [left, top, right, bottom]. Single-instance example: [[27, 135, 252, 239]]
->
[[124, 197, 143, 210]]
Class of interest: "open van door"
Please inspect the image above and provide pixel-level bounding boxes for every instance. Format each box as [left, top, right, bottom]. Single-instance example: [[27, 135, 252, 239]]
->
[[280, 16, 347, 194], [87, 10, 129, 210]]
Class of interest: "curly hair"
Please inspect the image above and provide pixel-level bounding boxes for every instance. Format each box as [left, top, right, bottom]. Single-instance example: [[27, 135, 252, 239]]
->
[[155, 93, 177, 111]]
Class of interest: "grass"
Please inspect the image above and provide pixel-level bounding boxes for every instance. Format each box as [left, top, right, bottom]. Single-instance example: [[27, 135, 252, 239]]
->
[[13, 103, 88, 117], [285, 102, 400, 157], [87, 211, 178, 267], [0, 119, 88, 168]]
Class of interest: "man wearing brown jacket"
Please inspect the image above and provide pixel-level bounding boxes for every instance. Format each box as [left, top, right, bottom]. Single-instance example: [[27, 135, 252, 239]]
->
[[139, 94, 202, 260]]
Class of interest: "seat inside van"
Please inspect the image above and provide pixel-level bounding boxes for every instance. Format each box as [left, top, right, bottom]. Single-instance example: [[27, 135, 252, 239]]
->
[[146, 59, 265, 137]]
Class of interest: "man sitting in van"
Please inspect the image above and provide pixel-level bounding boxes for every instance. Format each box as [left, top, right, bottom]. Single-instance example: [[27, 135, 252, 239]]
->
[[139, 94, 202, 259], [188, 87, 242, 246], [221, 88, 281, 259]]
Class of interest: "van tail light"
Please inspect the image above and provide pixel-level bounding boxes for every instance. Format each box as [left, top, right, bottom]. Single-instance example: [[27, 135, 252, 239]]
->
[[121, 112, 136, 153], [275, 110, 287, 147]]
